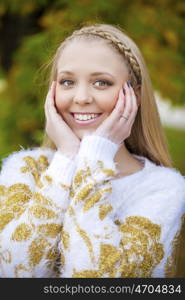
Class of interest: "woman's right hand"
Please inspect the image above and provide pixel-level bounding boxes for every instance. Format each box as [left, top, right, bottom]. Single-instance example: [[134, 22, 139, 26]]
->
[[44, 81, 80, 159]]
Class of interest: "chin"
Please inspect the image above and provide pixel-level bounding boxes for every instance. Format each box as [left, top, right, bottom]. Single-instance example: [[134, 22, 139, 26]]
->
[[75, 129, 95, 140]]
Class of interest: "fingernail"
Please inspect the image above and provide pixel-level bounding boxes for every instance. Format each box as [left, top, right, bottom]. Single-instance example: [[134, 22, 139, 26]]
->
[[122, 88, 125, 95], [51, 81, 56, 89], [127, 82, 132, 87]]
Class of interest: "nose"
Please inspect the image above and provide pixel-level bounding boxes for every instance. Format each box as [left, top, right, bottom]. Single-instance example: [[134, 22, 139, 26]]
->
[[73, 85, 93, 105]]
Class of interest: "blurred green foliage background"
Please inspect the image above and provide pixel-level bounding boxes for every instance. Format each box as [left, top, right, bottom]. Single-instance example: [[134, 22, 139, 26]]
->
[[0, 0, 185, 276]]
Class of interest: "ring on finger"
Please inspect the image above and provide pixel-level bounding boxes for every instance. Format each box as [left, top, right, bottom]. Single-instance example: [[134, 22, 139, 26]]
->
[[120, 114, 129, 120]]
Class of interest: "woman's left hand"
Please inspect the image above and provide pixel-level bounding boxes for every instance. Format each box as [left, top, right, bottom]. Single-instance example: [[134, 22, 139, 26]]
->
[[93, 82, 139, 145]]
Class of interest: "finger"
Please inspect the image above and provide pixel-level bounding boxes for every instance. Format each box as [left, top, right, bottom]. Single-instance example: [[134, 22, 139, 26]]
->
[[50, 81, 56, 104], [44, 92, 49, 120], [47, 81, 55, 105], [45, 83, 58, 124], [47, 81, 58, 115], [130, 84, 138, 111], [45, 82, 54, 115], [127, 85, 138, 126], [48, 83, 65, 124], [110, 87, 125, 121], [129, 85, 138, 115], [120, 82, 132, 121]]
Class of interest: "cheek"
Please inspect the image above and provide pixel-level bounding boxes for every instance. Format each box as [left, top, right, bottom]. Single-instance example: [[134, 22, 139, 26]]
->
[[98, 93, 118, 113], [55, 85, 119, 113], [55, 98, 68, 111], [55, 87, 69, 111]]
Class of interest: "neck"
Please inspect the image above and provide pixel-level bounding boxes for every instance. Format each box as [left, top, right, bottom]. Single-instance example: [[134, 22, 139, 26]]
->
[[114, 142, 143, 177]]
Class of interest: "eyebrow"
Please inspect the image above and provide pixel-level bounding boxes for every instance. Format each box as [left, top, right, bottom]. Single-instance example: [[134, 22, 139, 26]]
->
[[58, 70, 115, 78]]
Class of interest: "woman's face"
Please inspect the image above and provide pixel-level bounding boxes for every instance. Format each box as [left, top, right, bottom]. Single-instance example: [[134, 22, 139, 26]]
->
[[55, 39, 129, 140]]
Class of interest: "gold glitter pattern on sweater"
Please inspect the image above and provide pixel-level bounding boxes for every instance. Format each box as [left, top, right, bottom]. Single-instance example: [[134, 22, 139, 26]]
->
[[117, 216, 164, 277], [71, 216, 164, 278], [70, 158, 114, 217], [33, 192, 53, 206], [0, 185, 6, 196], [0, 212, 14, 232], [44, 175, 52, 184], [0, 183, 32, 232], [72, 269, 101, 278], [0, 246, 11, 264], [74, 183, 94, 203], [165, 213, 185, 277], [28, 237, 51, 267], [99, 244, 122, 272], [96, 160, 116, 177], [0, 150, 172, 279], [60, 183, 71, 191], [72, 243, 122, 278], [0, 152, 71, 276], [67, 159, 117, 277], [37, 223, 62, 238], [29, 205, 58, 219], [20, 155, 49, 188], [15, 264, 31, 278], [64, 206, 95, 265], [73, 167, 91, 189], [99, 204, 113, 220], [83, 190, 102, 212], [11, 223, 33, 241], [61, 230, 70, 250], [73, 184, 112, 213], [76, 225, 95, 264], [46, 246, 63, 277]]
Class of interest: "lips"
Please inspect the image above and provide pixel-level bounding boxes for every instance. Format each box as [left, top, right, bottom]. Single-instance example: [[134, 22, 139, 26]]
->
[[70, 112, 102, 115], [70, 112, 103, 126]]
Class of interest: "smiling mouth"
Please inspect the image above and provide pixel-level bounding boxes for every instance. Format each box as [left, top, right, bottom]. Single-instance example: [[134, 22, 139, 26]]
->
[[70, 113, 103, 126]]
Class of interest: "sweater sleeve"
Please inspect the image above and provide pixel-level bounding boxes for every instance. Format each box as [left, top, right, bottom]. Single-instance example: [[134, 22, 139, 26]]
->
[[150, 171, 185, 278], [105, 166, 185, 278], [59, 135, 185, 278], [59, 135, 126, 278], [0, 147, 76, 278]]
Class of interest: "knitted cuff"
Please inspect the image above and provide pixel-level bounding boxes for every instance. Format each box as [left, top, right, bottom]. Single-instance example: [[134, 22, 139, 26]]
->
[[46, 150, 76, 185], [77, 135, 119, 162]]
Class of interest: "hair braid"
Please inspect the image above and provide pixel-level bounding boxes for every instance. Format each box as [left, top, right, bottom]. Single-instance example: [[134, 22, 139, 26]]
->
[[64, 27, 141, 85]]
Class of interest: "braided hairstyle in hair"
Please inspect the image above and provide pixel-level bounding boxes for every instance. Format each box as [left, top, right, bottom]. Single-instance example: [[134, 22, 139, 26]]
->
[[64, 26, 141, 86], [41, 23, 172, 167]]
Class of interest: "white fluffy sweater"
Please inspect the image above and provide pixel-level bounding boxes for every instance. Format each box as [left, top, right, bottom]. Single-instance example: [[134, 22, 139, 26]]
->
[[0, 135, 185, 278]]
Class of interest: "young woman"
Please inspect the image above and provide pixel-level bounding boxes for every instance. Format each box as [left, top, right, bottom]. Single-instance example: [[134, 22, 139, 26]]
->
[[0, 23, 185, 278]]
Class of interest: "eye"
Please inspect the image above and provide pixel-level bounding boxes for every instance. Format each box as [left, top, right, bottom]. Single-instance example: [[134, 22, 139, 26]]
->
[[59, 79, 113, 87], [59, 80, 73, 86], [94, 80, 112, 87]]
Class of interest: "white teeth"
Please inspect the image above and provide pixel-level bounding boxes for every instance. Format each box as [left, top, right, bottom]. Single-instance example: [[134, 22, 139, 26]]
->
[[73, 113, 99, 121]]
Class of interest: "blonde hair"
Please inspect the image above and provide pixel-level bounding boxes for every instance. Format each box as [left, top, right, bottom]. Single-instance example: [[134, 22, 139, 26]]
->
[[41, 23, 172, 167]]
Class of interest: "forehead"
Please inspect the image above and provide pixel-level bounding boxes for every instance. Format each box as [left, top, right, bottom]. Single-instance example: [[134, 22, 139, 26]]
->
[[57, 39, 128, 75]]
